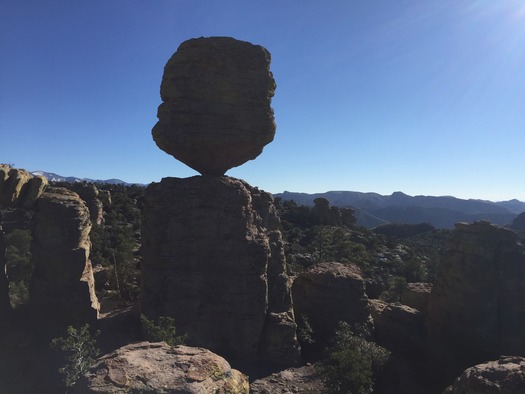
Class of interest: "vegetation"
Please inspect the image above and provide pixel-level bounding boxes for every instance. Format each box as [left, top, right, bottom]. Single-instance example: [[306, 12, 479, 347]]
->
[[140, 314, 186, 346], [4, 228, 33, 308], [50, 324, 100, 389], [318, 322, 390, 394]]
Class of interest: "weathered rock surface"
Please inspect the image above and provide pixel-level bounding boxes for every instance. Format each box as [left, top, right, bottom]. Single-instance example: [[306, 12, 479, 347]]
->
[[401, 282, 432, 314], [70, 183, 105, 225], [250, 364, 326, 394], [76, 342, 249, 393], [0, 165, 47, 209], [29, 187, 99, 327], [370, 299, 427, 360], [444, 356, 525, 394], [292, 262, 372, 344], [140, 176, 299, 366], [152, 37, 276, 176], [427, 221, 525, 378]]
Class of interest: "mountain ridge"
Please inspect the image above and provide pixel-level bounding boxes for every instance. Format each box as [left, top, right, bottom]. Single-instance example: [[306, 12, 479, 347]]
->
[[31, 171, 140, 186]]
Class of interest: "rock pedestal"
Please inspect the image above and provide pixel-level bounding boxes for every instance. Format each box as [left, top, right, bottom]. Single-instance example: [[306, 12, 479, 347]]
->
[[140, 176, 299, 366], [29, 187, 99, 328], [152, 37, 276, 176], [427, 221, 525, 378]]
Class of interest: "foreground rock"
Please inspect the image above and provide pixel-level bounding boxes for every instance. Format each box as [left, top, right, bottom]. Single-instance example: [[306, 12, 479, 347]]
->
[[250, 364, 326, 393], [400, 282, 432, 314], [29, 187, 99, 327], [292, 262, 372, 345], [76, 342, 248, 393], [141, 176, 300, 366], [152, 37, 276, 176], [427, 221, 525, 379], [444, 356, 525, 394]]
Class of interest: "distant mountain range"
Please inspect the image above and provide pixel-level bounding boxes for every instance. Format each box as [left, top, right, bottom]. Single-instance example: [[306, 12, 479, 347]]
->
[[274, 191, 525, 229], [31, 171, 136, 186]]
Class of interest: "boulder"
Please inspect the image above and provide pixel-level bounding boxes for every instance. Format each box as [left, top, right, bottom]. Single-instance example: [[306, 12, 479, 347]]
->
[[152, 37, 276, 176], [140, 176, 300, 366], [427, 221, 525, 378], [29, 187, 99, 328], [292, 262, 372, 345], [250, 364, 326, 393], [400, 282, 432, 314], [444, 356, 525, 394], [76, 342, 249, 393]]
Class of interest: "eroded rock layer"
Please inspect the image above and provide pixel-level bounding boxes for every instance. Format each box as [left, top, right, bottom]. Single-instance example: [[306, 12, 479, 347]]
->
[[152, 37, 276, 176], [140, 176, 299, 366], [29, 187, 99, 327]]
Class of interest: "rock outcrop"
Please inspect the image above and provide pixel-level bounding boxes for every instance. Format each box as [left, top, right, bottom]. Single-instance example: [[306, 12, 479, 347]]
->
[[140, 176, 299, 366], [250, 364, 326, 394], [70, 183, 105, 225], [292, 262, 372, 345], [427, 221, 525, 378], [400, 282, 432, 314], [29, 187, 99, 327], [444, 356, 525, 394], [0, 220, 11, 325], [152, 37, 276, 176], [76, 342, 249, 393], [0, 165, 47, 210]]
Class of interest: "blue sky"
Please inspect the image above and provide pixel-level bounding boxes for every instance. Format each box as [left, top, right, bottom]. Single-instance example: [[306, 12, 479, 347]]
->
[[1, 1, 524, 201]]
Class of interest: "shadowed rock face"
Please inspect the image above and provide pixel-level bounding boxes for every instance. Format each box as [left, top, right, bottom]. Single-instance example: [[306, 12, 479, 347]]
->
[[140, 176, 299, 366], [29, 187, 99, 327], [152, 37, 276, 176], [76, 342, 249, 394], [0, 221, 10, 323], [427, 221, 525, 378]]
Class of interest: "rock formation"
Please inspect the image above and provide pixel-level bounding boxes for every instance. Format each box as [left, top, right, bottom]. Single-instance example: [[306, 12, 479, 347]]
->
[[509, 211, 525, 233], [0, 219, 11, 326], [427, 221, 525, 378], [444, 356, 525, 394], [29, 187, 99, 327], [152, 37, 276, 176], [0, 165, 47, 209], [76, 342, 249, 393], [70, 183, 105, 225], [141, 176, 299, 366], [292, 262, 373, 345], [400, 282, 432, 315]]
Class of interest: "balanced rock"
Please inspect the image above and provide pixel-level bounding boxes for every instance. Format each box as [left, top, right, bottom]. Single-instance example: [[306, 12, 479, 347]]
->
[[427, 221, 525, 379], [29, 187, 99, 328], [152, 37, 276, 176], [444, 356, 525, 394], [76, 342, 249, 393], [140, 176, 299, 366]]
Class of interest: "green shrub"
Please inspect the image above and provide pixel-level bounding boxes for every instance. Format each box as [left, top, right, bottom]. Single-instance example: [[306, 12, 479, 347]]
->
[[140, 314, 186, 346], [50, 324, 100, 389], [318, 322, 390, 394]]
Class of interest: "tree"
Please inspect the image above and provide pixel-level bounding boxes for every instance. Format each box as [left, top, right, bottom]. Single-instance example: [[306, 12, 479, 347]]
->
[[140, 314, 186, 346], [50, 324, 100, 389]]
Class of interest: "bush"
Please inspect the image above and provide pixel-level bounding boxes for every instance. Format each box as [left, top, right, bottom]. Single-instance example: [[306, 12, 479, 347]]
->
[[318, 322, 390, 394], [50, 324, 100, 389], [140, 314, 186, 346]]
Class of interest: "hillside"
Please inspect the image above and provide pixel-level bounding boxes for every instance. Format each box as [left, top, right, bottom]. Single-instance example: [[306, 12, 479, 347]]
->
[[275, 191, 525, 229]]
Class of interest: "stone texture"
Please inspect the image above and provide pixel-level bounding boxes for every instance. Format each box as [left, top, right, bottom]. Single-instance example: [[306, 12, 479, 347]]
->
[[0, 165, 47, 209], [76, 342, 249, 393], [152, 37, 276, 176], [369, 299, 427, 361], [250, 364, 326, 394], [140, 176, 299, 366], [400, 282, 432, 315], [292, 262, 373, 344], [444, 356, 525, 394], [29, 187, 99, 327], [427, 221, 525, 378]]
